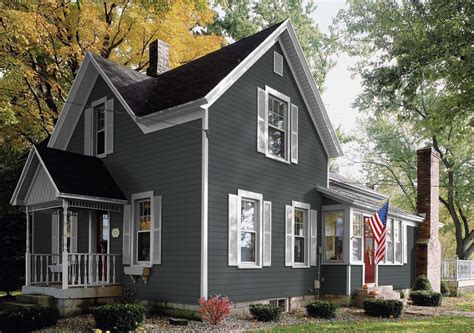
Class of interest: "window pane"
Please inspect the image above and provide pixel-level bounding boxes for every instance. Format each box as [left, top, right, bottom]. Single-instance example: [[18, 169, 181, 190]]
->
[[352, 237, 362, 261], [353, 213, 362, 237], [97, 131, 105, 155], [387, 241, 394, 262], [386, 219, 392, 241], [137, 232, 150, 261], [241, 232, 256, 262], [241, 200, 256, 231], [395, 243, 402, 262], [268, 96, 287, 130], [268, 127, 285, 158], [294, 208, 305, 236], [294, 237, 304, 263], [394, 220, 400, 241], [324, 211, 344, 261], [138, 200, 151, 231]]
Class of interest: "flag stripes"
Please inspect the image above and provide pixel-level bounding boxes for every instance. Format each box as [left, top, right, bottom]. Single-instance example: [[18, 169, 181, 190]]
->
[[367, 201, 389, 264]]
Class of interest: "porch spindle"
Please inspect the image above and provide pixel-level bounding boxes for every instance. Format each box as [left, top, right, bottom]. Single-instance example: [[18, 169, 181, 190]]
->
[[62, 201, 69, 289], [112, 255, 116, 284], [39, 255, 43, 283], [25, 206, 31, 286]]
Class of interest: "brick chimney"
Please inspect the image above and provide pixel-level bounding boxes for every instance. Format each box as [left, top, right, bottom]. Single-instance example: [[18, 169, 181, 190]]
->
[[415, 147, 441, 292], [146, 40, 170, 76]]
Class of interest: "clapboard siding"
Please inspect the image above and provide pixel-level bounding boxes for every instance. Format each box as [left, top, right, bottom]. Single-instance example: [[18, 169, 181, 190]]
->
[[320, 265, 347, 295], [351, 265, 363, 294], [378, 226, 417, 289], [208, 42, 328, 302], [67, 113, 84, 154], [65, 76, 202, 305], [77, 210, 89, 253], [32, 212, 52, 254], [25, 166, 57, 206]]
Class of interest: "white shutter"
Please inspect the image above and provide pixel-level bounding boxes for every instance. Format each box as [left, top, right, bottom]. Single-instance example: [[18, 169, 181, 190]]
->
[[257, 87, 267, 154], [310, 209, 318, 266], [263, 201, 272, 267], [285, 205, 294, 266], [105, 99, 114, 155], [51, 214, 59, 263], [152, 196, 162, 265], [84, 107, 93, 156], [228, 194, 239, 266], [403, 223, 408, 264], [71, 214, 78, 253], [122, 205, 131, 265], [290, 104, 298, 164]]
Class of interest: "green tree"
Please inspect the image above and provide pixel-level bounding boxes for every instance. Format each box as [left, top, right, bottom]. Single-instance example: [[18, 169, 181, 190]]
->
[[337, 0, 473, 258], [210, 0, 338, 91]]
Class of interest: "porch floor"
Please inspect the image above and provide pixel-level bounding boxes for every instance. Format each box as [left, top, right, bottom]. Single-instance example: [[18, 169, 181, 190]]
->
[[22, 284, 122, 299]]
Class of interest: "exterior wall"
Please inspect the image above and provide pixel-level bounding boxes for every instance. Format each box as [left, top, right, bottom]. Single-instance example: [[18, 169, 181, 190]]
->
[[320, 265, 347, 295], [66, 76, 202, 305], [77, 210, 89, 253], [32, 211, 52, 253], [350, 265, 363, 294], [67, 113, 84, 155], [378, 226, 418, 290], [207, 42, 328, 302], [25, 166, 57, 206]]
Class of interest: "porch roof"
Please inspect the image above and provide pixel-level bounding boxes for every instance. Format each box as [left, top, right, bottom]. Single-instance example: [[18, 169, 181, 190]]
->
[[11, 141, 126, 206]]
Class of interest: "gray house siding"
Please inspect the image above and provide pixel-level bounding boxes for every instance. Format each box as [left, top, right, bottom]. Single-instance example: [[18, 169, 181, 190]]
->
[[77, 210, 89, 253], [320, 265, 347, 295], [32, 212, 51, 253], [65, 76, 202, 305], [67, 113, 84, 154], [350, 265, 363, 294], [378, 226, 417, 290], [207, 42, 328, 302]]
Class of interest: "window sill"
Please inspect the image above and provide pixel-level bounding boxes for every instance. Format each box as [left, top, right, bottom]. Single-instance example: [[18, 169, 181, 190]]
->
[[322, 261, 348, 265], [264, 153, 291, 165], [378, 262, 404, 266], [96, 153, 106, 159], [292, 264, 310, 269], [238, 263, 262, 269]]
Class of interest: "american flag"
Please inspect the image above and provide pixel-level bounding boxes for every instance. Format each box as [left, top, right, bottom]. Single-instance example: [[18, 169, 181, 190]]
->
[[368, 201, 390, 264]]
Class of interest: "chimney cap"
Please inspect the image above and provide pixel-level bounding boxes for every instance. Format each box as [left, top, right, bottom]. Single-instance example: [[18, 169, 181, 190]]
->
[[416, 146, 440, 159]]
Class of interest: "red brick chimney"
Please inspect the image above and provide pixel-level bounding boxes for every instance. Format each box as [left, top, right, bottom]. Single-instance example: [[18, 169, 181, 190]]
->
[[146, 40, 170, 77], [415, 147, 441, 292]]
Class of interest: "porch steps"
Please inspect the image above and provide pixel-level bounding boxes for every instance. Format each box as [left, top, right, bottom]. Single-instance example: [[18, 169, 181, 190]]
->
[[16, 294, 54, 307], [354, 285, 406, 308]]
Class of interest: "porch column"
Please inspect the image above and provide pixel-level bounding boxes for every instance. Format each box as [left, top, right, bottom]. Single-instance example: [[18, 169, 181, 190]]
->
[[62, 200, 69, 289], [25, 206, 30, 286]]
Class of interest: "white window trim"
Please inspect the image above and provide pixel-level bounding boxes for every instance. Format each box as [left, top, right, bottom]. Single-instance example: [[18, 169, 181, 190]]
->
[[322, 205, 347, 264], [237, 189, 263, 269], [291, 201, 311, 268], [380, 218, 404, 266], [264, 86, 291, 164], [131, 191, 154, 268], [91, 97, 108, 158], [351, 210, 364, 264]]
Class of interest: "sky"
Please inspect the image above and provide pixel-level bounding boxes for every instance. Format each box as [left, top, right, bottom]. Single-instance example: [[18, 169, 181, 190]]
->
[[313, 0, 362, 134]]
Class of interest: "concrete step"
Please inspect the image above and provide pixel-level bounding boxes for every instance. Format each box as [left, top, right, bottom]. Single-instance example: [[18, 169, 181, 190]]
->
[[354, 287, 404, 308], [16, 294, 53, 307], [356, 285, 393, 296]]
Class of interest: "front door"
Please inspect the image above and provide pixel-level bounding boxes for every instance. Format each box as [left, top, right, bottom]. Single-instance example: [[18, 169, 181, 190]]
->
[[364, 216, 375, 284], [96, 211, 109, 280]]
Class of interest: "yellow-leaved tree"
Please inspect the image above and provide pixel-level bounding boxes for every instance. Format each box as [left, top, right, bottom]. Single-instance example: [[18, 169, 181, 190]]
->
[[0, 0, 223, 213]]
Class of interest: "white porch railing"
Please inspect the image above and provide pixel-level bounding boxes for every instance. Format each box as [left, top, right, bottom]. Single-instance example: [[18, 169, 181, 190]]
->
[[29, 253, 120, 288], [442, 258, 474, 281]]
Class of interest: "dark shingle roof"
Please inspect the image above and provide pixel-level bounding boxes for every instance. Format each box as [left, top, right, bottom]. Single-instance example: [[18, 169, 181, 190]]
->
[[35, 142, 125, 201], [91, 22, 284, 116]]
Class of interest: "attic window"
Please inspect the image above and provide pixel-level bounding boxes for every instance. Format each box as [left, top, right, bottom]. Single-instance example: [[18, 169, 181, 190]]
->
[[273, 52, 283, 76]]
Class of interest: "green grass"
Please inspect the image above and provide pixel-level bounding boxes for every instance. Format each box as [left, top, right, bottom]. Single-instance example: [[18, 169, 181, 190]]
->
[[249, 316, 473, 332], [0, 291, 22, 297]]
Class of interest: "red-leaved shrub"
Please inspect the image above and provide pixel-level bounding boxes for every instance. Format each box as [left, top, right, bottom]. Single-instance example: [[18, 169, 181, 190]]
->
[[198, 295, 232, 325]]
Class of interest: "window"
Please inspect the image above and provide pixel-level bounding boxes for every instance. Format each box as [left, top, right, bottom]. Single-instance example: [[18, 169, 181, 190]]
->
[[352, 212, 363, 262], [385, 219, 394, 262], [294, 208, 307, 264], [257, 86, 298, 164], [228, 190, 272, 269], [383, 219, 403, 264], [394, 220, 402, 263], [324, 211, 344, 261], [241, 199, 258, 263], [267, 94, 289, 160], [95, 103, 106, 156], [136, 199, 151, 263]]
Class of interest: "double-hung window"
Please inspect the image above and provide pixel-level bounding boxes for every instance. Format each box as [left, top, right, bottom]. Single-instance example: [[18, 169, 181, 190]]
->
[[324, 211, 344, 261], [352, 212, 363, 262], [136, 199, 151, 263], [228, 190, 272, 268], [385, 219, 394, 262], [257, 86, 298, 164], [394, 220, 402, 263], [293, 208, 307, 264], [384, 219, 403, 264], [84, 97, 114, 157], [95, 103, 106, 156]]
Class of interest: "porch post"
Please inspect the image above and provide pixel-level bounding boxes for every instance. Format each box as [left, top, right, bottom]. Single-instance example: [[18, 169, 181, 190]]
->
[[25, 206, 30, 286], [62, 200, 69, 289]]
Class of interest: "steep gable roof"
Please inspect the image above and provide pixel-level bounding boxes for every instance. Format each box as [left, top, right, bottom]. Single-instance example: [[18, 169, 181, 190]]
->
[[48, 20, 343, 158]]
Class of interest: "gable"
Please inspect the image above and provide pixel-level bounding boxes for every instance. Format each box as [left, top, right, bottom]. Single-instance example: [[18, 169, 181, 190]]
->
[[25, 164, 58, 205]]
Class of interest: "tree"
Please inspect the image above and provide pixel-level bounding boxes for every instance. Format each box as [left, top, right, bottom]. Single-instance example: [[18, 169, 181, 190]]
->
[[0, 0, 224, 214], [210, 0, 339, 91], [337, 0, 473, 258]]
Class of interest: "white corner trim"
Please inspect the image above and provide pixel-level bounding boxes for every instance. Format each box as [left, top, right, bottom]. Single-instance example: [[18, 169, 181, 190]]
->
[[200, 106, 209, 299], [91, 96, 108, 108], [347, 265, 351, 295]]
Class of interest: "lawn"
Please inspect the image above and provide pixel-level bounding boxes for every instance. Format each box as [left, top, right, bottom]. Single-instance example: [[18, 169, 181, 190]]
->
[[253, 316, 473, 332], [0, 291, 21, 297]]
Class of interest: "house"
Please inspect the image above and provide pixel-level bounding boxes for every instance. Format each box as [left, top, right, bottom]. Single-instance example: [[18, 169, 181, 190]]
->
[[10, 20, 441, 316]]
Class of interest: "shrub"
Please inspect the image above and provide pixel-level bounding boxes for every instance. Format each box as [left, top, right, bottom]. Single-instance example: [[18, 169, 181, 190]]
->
[[249, 303, 282, 322], [412, 275, 432, 291], [305, 301, 338, 319], [0, 306, 59, 332], [199, 295, 232, 325], [410, 291, 442, 307], [440, 281, 459, 297], [363, 299, 404, 318], [93, 303, 147, 332]]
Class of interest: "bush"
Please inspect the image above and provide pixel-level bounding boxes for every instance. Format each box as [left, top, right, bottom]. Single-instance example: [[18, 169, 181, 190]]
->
[[413, 275, 432, 291], [93, 303, 147, 332], [440, 281, 459, 297], [305, 301, 338, 319], [410, 291, 442, 307], [199, 295, 232, 325], [249, 303, 282, 322], [0, 306, 59, 332], [363, 299, 404, 318]]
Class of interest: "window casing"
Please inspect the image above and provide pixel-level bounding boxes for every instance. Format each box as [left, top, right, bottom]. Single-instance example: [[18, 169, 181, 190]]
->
[[136, 199, 151, 264], [293, 208, 307, 264], [324, 211, 344, 261], [352, 212, 363, 262], [267, 93, 290, 161], [240, 198, 259, 264]]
